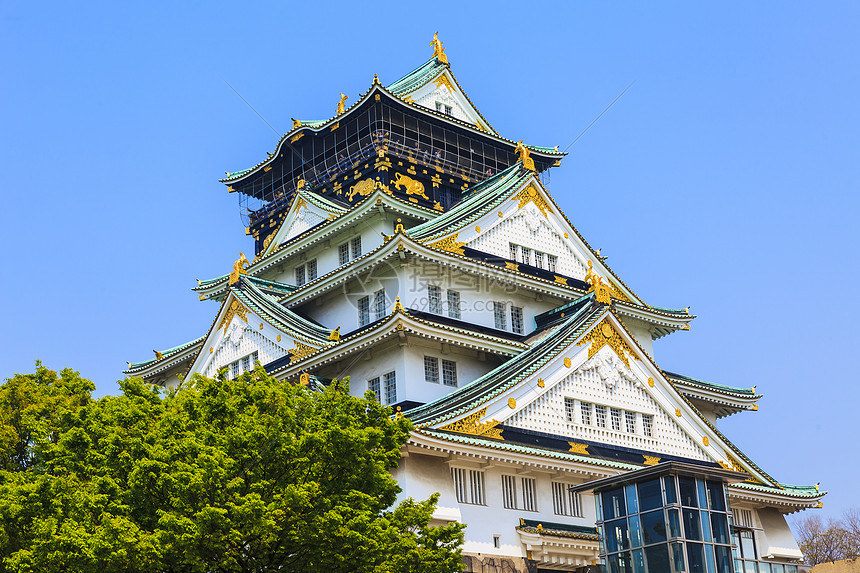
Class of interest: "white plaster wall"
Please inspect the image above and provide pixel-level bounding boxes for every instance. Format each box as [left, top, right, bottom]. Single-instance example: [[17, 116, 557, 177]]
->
[[402, 341, 505, 404], [758, 508, 803, 559], [620, 317, 655, 359]]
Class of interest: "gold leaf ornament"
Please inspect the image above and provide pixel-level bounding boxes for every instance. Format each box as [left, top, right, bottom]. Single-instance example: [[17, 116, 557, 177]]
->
[[438, 407, 503, 440]]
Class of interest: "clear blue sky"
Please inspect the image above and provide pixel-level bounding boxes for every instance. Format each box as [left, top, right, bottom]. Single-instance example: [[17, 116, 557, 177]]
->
[[2, 2, 858, 522]]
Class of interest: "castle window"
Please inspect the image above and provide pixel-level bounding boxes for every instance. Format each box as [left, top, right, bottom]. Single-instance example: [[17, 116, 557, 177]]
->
[[306, 259, 317, 281], [444, 104, 453, 116], [642, 414, 654, 437], [520, 246, 532, 266], [428, 285, 441, 314], [442, 359, 457, 387], [295, 259, 317, 286], [368, 376, 380, 402], [351, 236, 362, 258], [611, 408, 622, 431], [447, 290, 461, 319], [384, 371, 397, 404], [358, 296, 370, 326], [733, 508, 754, 528], [338, 243, 349, 265], [231, 361, 240, 379], [296, 265, 306, 286], [581, 402, 592, 425], [511, 306, 524, 335], [565, 397, 576, 422], [374, 288, 386, 320], [547, 254, 558, 272], [595, 405, 607, 428], [625, 411, 637, 433], [521, 477, 538, 511], [424, 356, 439, 383], [452, 467, 485, 505], [502, 474, 518, 509], [552, 482, 583, 517], [435, 101, 444, 113], [493, 302, 507, 330], [510, 244, 518, 261], [534, 252, 544, 269]]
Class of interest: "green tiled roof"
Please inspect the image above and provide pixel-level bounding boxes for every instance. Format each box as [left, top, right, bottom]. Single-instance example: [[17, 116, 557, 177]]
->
[[526, 145, 559, 153], [407, 163, 530, 242], [733, 481, 824, 499], [195, 275, 297, 295], [664, 371, 756, 397], [127, 336, 205, 370], [517, 518, 599, 540], [387, 57, 447, 95], [650, 306, 690, 314], [405, 297, 601, 426], [224, 167, 252, 179], [297, 187, 349, 214]]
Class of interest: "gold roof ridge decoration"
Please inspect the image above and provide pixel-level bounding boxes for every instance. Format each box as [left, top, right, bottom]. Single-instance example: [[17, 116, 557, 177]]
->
[[430, 32, 448, 65], [585, 260, 629, 303], [514, 140, 536, 172], [337, 93, 348, 115], [219, 299, 249, 334], [427, 233, 467, 255], [228, 253, 250, 285], [512, 183, 548, 217], [577, 316, 637, 369], [438, 406, 503, 440]]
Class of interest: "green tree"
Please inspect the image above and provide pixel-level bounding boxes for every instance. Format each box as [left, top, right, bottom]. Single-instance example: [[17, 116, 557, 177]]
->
[[0, 364, 464, 573]]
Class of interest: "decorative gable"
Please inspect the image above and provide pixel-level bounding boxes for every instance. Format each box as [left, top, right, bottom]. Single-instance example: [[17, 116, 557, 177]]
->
[[406, 70, 491, 132], [259, 192, 344, 258]]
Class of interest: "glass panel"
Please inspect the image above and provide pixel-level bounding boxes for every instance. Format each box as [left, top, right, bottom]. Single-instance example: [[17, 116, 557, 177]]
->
[[707, 481, 726, 511], [644, 544, 670, 572], [671, 542, 686, 572], [609, 552, 632, 573], [759, 564, 772, 573], [679, 476, 698, 507], [599, 525, 606, 555], [740, 531, 757, 560], [683, 509, 701, 541], [697, 480, 709, 509], [632, 549, 646, 573], [638, 478, 663, 512], [771, 564, 784, 573], [744, 561, 759, 573], [704, 544, 716, 573], [665, 476, 678, 505], [606, 518, 630, 553], [641, 510, 667, 545], [596, 491, 603, 520], [711, 514, 729, 544], [701, 511, 712, 543], [687, 542, 705, 573], [786, 566, 798, 573], [629, 515, 642, 548], [604, 488, 627, 520], [715, 545, 733, 573], [668, 508, 682, 538], [626, 484, 639, 515]]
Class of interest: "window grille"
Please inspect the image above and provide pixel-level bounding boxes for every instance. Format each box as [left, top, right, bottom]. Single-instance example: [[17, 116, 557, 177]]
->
[[428, 285, 441, 314], [242, 355, 251, 373], [565, 397, 576, 422], [595, 405, 607, 428], [351, 236, 362, 258], [424, 356, 439, 384], [442, 359, 457, 387], [451, 468, 486, 505], [552, 482, 583, 517], [521, 246, 532, 266], [534, 252, 544, 269], [250, 351, 258, 366], [447, 290, 461, 319], [358, 296, 370, 326], [581, 402, 592, 425], [338, 243, 349, 265], [642, 414, 653, 437], [444, 104, 453, 116], [511, 306, 524, 334], [435, 101, 444, 113], [611, 408, 622, 431], [469, 470, 485, 505], [734, 508, 754, 528], [230, 360, 240, 379], [509, 243, 518, 261], [451, 467, 468, 502], [548, 255, 558, 272], [494, 302, 507, 330], [307, 259, 318, 281], [625, 411, 637, 433], [296, 265, 306, 286], [368, 377, 380, 402], [374, 288, 386, 320], [384, 371, 396, 405], [521, 477, 537, 511], [502, 474, 518, 509]]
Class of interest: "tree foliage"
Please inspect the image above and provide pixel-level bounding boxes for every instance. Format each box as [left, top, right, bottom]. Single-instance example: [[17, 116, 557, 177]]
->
[[794, 509, 860, 565], [0, 363, 464, 572]]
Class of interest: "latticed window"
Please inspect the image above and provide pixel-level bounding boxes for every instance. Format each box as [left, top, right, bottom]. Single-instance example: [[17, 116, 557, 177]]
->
[[242, 355, 251, 373], [552, 482, 582, 517], [595, 405, 607, 428], [374, 289, 386, 320], [442, 359, 457, 387], [625, 410, 637, 433], [734, 508, 755, 528], [358, 296, 370, 326], [565, 397, 576, 422], [611, 408, 622, 431], [502, 474, 517, 509], [521, 246, 532, 266], [521, 477, 537, 511], [338, 243, 349, 265], [581, 402, 592, 425], [368, 377, 380, 402], [534, 252, 544, 269], [511, 306, 524, 334], [435, 101, 444, 113], [428, 285, 441, 314], [384, 371, 396, 405], [447, 290, 461, 319], [494, 302, 507, 330], [296, 265, 306, 286], [307, 259, 317, 281], [444, 104, 453, 116], [424, 356, 439, 383], [642, 414, 653, 437], [547, 255, 558, 272], [452, 468, 485, 505], [351, 236, 362, 258], [231, 360, 240, 379], [509, 243, 518, 261]]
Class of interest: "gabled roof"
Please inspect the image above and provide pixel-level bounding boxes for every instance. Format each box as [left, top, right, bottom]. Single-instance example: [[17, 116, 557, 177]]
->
[[126, 336, 204, 373], [195, 274, 296, 302]]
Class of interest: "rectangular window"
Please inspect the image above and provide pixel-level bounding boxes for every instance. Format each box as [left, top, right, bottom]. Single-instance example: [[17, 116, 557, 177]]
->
[[521, 477, 537, 511], [250, 351, 258, 367], [625, 411, 637, 433], [469, 469, 485, 505], [510, 243, 518, 262], [435, 101, 444, 113], [534, 251, 544, 269], [374, 288, 386, 320], [428, 285, 441, 314], [351, 236, 362, 258], [442, 359, 457, 387], [547, 255, 558, 273], [511, 306, 524, 335], [338, 243, 350, 265], [494, 302, 507, 330], [581, 402, 592, 425], [595, 405, 607, 428], [733, 509, 754, 529], [230, 360, 240, 379], [358, 296, 370, 326], [242, 355, 251, 373], [642, 414, 653, 437], [307, 259, 318, 281], [424, 356, 439, 384], [447, 290, 461, 319], [565, 397, 576, 422], [368, 377, 380, 402], [296, 265, 306, 286], [552, 482, 583, 517], [611, 408, 622, 431], [521, 246, 532, 266], [444, 104, 453, 116], [384, 371, 396, 405], [502, 474, 518, 509], [452, 468, 486, 505]]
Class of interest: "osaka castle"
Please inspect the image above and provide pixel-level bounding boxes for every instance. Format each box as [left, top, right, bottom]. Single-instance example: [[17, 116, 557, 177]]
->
[[126, 36, 824, 573]]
